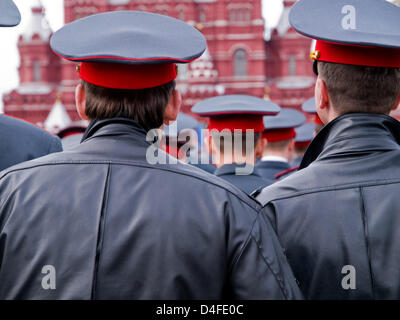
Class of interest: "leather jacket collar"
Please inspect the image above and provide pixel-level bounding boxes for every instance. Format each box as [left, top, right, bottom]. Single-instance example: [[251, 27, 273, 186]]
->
[[300, 113, 400, 169], [81, 118, 150, 143], [215, 163, 258, 177]]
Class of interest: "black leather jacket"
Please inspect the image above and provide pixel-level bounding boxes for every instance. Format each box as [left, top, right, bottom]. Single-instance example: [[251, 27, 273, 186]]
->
[[256, 160, 290, 182], [0, 115, 62, 171], [257, 114, 400, 299], [0, 118, 302, 300], [214, 164, 273, 195]]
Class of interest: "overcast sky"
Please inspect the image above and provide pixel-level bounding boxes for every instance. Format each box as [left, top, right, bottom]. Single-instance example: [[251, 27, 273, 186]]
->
[[0, 0, 284, 112]]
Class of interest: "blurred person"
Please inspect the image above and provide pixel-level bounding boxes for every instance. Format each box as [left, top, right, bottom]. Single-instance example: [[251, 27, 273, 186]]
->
[[290, 122, 315, 168], [192, 95, 280, 196], [0, 11, 301, 300], [256, 108, 305, 181], [257, 0, 400, 299], [275, 122, 315, 180], [162, 112, 216, 173], [0, 0, 62, 172]]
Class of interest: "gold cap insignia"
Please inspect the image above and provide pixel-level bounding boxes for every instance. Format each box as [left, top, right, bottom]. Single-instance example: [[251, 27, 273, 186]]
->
[[310, 50, 321, 61]]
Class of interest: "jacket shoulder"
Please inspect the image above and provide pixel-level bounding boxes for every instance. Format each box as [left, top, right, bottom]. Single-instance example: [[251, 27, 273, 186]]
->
[[0, 151, 261, 211], [256, 165, 317, 206], [0, 115, 61, 147]]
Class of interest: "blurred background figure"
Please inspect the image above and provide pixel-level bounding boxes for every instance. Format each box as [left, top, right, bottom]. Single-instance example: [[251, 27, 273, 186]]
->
[[302, 97, 325, 135], [162, 112, 199, 160], [291, 122, 315, 167], [0, 0, 62, 172], [257, 108, 305, 181], [57, 124, 87, 151], [1, 0, 321, 133], [0, 0, 20, 27], [257, 0, 400, 299], [162, 112, 216, 173], [275, 121, 315, 180], [192, 95, 280, 195], [0, 10, 302, 300]]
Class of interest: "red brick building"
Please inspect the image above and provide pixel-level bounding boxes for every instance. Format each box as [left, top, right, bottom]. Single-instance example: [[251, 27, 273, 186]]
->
[[3, 0, 315, 131], [265, 0, 315, 109]]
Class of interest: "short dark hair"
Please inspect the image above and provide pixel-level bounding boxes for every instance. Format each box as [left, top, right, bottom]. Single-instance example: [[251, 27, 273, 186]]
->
[[82, 80, 176, 131], [211, 131, 261, 156], [318, 62, 400, 115], [265, 139, 292, 152], [294, 145, 308, 155]]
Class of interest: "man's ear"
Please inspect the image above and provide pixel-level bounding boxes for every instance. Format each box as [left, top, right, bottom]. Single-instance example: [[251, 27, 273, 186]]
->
[[255, 137, 267, 159], [75, 83, 88, 120], [286, 139, 295, 162], [288, 139, 295, 153], [391, 94, 400, 112], [315, 77, 330, 123], [163, 89, 182, 125], [315, 78, 330, 110]]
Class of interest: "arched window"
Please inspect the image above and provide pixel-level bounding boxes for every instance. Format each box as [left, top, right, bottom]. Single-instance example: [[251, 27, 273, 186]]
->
[[230, 9, 236, 22], [178, 9, 185, 21], [199, 9, 206, 23], [289, 55, 297, 76], [234, 49, 247, 77], [237, 9, 243, 22], [177, 63, 188, 80], [245, 9, 251, 21], [33, 61, 41, 82]]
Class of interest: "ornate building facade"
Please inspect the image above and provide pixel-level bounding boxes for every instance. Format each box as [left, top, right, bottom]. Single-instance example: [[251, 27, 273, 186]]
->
[[3, 0, 315, 131], [265, 0, 315, 109]]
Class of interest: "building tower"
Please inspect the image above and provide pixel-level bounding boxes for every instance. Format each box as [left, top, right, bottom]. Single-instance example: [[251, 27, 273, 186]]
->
[[3, 0, 317, 125], [265, 0, 316, 109], [3, 0, 63, 125]]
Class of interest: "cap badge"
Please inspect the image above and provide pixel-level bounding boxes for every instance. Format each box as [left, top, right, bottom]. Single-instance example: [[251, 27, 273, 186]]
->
[[310, 50, 320, 60]]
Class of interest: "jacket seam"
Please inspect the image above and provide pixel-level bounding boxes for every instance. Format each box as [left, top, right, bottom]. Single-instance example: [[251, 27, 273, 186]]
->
[[359, 187, 376, 299], [47, 136, 60, 154], [249, 233, 288, 299], [229, 215, 258, 272], [229, 214, 288, 299], [90, 163, 112, 299], [260, 178, 400, 204], [0, 190, 16, 234], [0, 161, 261, 213]]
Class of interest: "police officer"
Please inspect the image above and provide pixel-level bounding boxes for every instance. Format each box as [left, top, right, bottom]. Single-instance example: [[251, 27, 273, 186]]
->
[[192, 95, 280, 195], [0, 11, 301, 300], [256, 108, 305, 181], [0, 0, 62, 171], [257, 0, 400, 299]]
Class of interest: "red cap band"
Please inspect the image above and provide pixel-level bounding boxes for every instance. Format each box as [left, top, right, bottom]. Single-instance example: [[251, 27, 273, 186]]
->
[[165, 145, 179, 158], [295, 141, 311, 149], [208, 115, 265, 132], [311, 40, 400, 68], [79, 62, 177, 89], [262, 128, 296, 143], [314, 114, 324, 125]]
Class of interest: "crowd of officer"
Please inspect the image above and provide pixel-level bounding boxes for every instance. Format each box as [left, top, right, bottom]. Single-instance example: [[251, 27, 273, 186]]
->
[[0, 0, 400, 300]]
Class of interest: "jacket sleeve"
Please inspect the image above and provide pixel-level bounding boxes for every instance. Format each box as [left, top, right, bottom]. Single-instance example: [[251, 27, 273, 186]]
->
[[226, 197, 303, 300], [48, 136, 63, 153]]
